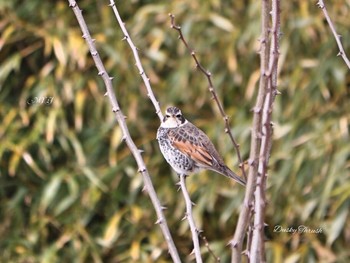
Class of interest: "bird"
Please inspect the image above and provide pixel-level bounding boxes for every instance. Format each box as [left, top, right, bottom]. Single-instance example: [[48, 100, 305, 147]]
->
[[157, 106, 246, 186]]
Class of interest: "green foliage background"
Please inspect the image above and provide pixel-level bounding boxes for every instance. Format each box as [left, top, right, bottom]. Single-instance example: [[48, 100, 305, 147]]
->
[[0, 0, 349, 262]]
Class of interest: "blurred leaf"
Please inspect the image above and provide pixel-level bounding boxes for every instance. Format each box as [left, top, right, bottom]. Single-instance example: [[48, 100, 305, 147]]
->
[[98, 209, 126, 247], [131, 240, 141, 261], [52, 36, 67, 66], [46, 109, 58, 143], [9, 147, 22, 176], [284, 253, 301, 263], [40, 173, 63, 213], [66, 130, 86, 166], [0, 54, 21, 87], [81, 167, 108, 192], [327, 204, 349, 246], [53, 176, 79, 216], [74, 89, 86, 132], [22, 151, 46, 179], [209, 13, 234, 32]]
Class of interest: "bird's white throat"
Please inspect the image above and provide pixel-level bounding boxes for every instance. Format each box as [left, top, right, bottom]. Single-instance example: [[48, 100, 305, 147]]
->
[[160, 118, 188, 128]]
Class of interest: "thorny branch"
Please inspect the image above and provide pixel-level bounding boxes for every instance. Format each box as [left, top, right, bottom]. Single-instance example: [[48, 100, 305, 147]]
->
[[231, 0, 281, 262], [179, 174, 203, 263], [251, 0, 280, 261], [317, 0, 350, 70], [67, 1, 180, 262], [108, 0, 164, 121], [169, 14, 247, 182]]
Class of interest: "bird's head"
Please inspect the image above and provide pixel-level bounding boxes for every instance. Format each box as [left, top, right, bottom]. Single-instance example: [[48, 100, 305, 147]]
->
[[161, 106, 186, 128]]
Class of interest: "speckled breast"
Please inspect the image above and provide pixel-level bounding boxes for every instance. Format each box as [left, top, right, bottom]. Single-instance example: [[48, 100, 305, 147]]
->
[[157, 127, 194, 175]]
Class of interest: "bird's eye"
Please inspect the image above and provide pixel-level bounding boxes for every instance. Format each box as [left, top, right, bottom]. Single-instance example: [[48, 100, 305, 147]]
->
[[176, 114, 182, 118], [165, 114, 171, 119]]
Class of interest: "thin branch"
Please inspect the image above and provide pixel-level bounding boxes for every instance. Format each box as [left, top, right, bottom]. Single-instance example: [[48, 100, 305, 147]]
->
[[179, 174, 203, 263], [67, 1, 180, 262], [198, 232, 221, 262], [108, 0, 163, 121], [317, 0, 350, 70], [169, 14, 247, 181]]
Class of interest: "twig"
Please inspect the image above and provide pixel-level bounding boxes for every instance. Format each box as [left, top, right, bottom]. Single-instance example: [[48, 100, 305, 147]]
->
[[317, 0, 350, 70], [169, 14, 247, 181], [179, 174, 203, 263], [108, 0, 163, 122], [67, 1, 180, 262], [198, 232, 221, 262]]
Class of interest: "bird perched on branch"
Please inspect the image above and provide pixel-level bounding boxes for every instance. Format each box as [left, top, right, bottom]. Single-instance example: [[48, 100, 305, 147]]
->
[[157, 106, 246, 186]]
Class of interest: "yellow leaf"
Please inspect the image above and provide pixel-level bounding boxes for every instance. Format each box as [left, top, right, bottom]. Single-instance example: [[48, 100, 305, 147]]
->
[[102, 211, 124, 246], [53, 37, 67, 66], [209, 13, 234, 32], [75, 90, 86, 132], [130, 240, 140, 261]]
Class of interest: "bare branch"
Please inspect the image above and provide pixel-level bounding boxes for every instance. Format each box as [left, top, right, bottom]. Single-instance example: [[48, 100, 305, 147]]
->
[[179, 174, 203, 263], [169, 13, 247, 182], [231, 0, 281, 262], [198, 232, 221, 262], [230, 0, 269, 258], [108, 0, 164, 121], [67, 1, 180, 262], [251, 0, 280, 262], [317, 0, 350, 69]]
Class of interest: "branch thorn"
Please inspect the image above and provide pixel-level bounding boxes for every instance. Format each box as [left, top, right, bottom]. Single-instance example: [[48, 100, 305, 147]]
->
[[155, 218, 162, 224], [138, 149, 144, 154]]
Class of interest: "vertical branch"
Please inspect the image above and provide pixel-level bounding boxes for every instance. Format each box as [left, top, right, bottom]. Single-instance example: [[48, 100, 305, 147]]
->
[[179, 174, 203, 263], [108, 0, 163, 121], [66, 1, 181, 262], [231, 0, 280, 262], [251, 0, 280, 262], [317, 0, 350, 69], [230, 0, 270, 261]]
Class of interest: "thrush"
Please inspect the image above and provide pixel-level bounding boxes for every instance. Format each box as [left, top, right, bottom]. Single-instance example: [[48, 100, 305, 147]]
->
[[157, 106, 246, 186]]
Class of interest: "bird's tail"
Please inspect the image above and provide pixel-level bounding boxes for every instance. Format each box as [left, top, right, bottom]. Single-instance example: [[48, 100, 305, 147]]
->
[[223, 167, 246, 186]]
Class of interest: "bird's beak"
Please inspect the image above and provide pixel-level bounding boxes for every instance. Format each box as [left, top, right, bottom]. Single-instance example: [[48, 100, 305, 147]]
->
[[169, 116, 181, 126]]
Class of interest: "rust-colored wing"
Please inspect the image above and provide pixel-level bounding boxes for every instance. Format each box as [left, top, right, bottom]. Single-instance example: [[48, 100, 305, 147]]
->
[[167, 122, 223, 169], [167, 122, 246, 186], [172, 139, 213, 167]]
